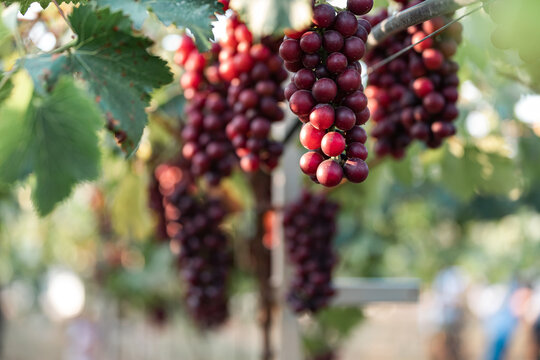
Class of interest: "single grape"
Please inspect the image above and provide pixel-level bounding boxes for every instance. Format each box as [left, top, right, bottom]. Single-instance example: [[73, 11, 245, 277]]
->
[[300, 151, 325, 175], [309, 104, 335, 130], [300, 123, 325, 150], [343, 159, 368, 183], [334, 11, 358, 37], [312, 78, 338, 103], [347, 0, 374, 16], [290, 90, 316, 115], [316, 160, 344, 187], [321, 132, 346, 157], [313, 4, 336, 28]]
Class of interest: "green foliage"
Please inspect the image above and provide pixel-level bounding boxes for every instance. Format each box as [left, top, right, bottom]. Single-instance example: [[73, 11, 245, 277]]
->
[[110, 170, 153, 240], [1, 0, 86, 14], [102, 243, 181, 308], [302, 307, 364, 357], [0, 76, 103, 215], [0, 73, 13, 104], [24, 5, 173, 155], [95, 0, 222, 51]]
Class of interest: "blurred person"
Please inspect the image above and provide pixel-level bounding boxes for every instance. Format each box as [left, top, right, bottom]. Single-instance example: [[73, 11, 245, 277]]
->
[[64, 316, 98, 360], [484, 282, 532, 360], [429, 267, 467, 360]]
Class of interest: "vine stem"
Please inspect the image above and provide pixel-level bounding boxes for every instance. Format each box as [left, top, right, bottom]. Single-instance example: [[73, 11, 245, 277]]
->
[[52, 0, 75, 33], [496, 68, 540, 94], [282, 120, 301, 144], [248, 171, 275, 360], [368, 0, 482, 47]]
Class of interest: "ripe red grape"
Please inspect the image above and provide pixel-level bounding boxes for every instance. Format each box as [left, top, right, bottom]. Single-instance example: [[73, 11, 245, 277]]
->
[[316, 160, 344, 187]]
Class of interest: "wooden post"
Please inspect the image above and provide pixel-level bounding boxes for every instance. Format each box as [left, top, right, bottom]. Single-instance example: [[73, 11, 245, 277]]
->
[[272, 114, 303, 360]]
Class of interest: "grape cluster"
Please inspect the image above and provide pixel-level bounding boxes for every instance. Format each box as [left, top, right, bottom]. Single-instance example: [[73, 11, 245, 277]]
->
[[280, 0, 373, 187], [486, 0, 540, 64], [365, 2, 462, 158], [153, 163, 232, 328], [283, 191, 339, 313], [175, 36, 237, 185], [219, 16, 287, 172]]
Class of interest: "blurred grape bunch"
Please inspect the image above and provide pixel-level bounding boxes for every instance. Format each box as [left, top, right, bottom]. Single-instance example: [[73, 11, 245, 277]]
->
[[153, 162, 233, 328]]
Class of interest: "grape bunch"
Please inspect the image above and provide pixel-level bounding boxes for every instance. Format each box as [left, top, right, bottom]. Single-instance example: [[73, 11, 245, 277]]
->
[[283, 191, 339, 313], [219, 16, 288, 172], [486, 0, 540, 64], [153, 163, 232, 328], [280, 0, 373, 187], [175, 36, 237, 185], [365, 2, 462, 158]]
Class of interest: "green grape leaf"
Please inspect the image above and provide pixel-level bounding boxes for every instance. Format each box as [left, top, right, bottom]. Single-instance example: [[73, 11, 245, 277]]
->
[[0, 73, 13, 104], [111, 171, 152, 240], [1, 0, 86, 14], [24, 5, 173, 155], [440, 146, 482, 201], [0, 77, 103, 215], [95, 0, 222, 51], [230, 0, 312, 37]]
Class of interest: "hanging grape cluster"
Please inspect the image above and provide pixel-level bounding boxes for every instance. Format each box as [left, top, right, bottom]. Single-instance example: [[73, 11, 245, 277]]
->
[[365, 1, 462, 158], [219, 16, 288, 173], [283, 191, 339, 313], [486, 0, 540, 64], [280, 0, 373, 187], [175, 36, 237, 185], [153, 163, 232, 328]]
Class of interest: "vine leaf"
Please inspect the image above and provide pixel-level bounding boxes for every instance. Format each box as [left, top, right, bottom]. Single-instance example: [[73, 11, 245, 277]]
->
[[1, 0, 86, 14], [24, 5, 173, 155], [95, 0, 222, 51], [0, 73, 13, 104], [0, 77, 103, 216]]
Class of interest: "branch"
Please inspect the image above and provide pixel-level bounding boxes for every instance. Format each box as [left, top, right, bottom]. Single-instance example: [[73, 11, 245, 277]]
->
[[282, 121, 301, 145], [496, 68, 540, 94], [368, 0, 481, 47]]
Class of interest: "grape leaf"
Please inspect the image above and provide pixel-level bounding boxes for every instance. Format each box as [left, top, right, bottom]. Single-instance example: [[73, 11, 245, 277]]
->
[[1, 0, 86, 14], [24, 5, 173, 155], [0, 73, 13, 104], [95, 0, 222, 51], [0, 77, 103, 215]]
